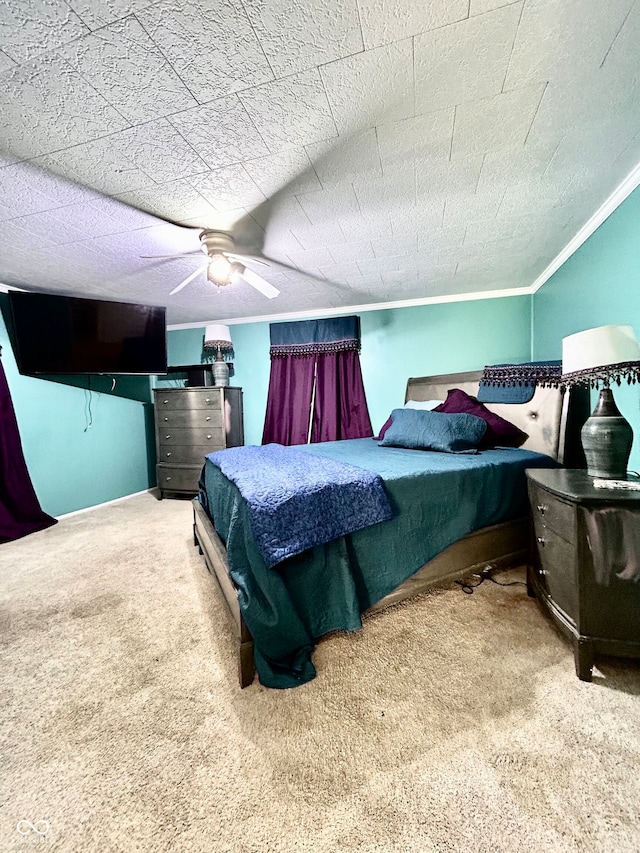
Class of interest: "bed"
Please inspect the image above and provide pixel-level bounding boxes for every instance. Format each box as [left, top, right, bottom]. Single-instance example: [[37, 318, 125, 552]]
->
[[192, 369, 587, 688]]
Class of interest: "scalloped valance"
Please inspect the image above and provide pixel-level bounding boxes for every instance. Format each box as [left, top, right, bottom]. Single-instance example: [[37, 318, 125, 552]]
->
[[480, 361, 563, 388], [269, 316, 361, 358]]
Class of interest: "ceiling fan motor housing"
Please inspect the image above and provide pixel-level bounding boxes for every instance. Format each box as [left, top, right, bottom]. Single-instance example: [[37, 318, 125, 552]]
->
[[199, 230, 235, 258]]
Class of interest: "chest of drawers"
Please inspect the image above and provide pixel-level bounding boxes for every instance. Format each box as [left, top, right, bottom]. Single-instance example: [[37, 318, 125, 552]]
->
[[527, 468, 640, 680], [154, 386, 243, 498]]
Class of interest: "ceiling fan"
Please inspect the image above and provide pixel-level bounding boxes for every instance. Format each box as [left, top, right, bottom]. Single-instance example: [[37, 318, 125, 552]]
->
[[142, 230, 280, 299]]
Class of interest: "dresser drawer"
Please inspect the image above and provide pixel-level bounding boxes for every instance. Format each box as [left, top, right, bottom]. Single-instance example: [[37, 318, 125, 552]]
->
[[533, 527, 577, 618], [157, 427, 224, 447], [157, 465, 201, 494], [529, 483, 576, 544], [157, 445, 221, 465], [156, 408, 223, 429], [155, 390, 223, 411]]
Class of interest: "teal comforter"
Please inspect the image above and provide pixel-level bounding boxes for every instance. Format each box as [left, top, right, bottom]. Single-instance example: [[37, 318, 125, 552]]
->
[[200, 438, 557, 688]]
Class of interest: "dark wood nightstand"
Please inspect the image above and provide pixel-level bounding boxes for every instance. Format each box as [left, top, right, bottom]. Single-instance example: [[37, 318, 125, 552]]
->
[[526, 468, 640, 681]]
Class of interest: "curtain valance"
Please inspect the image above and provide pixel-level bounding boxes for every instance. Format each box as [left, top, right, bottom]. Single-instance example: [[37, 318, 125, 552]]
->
[[269, 316, 361, 358], [480, 361, 563, 388]]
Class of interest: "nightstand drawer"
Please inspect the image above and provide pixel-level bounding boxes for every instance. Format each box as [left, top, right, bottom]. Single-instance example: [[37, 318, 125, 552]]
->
[[533, 528, 577, 618], [529, 483, 576, 544], [158, 427, 224, 447]]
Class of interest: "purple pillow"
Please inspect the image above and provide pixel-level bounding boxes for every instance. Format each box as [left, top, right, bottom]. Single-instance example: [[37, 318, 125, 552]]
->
[[434, 389, 528, 448]]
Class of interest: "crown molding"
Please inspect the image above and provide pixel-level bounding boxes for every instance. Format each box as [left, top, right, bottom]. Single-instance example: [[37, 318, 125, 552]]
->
[[167, 286, 529, 330], [528, 159, 640, 294]]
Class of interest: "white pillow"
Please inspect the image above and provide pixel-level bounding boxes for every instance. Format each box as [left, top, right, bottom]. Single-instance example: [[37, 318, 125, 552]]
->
[[404, 399, 443, 411]]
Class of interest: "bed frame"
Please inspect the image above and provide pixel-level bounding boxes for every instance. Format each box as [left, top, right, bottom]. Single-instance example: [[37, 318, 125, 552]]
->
[[192, 370, 588, 687]]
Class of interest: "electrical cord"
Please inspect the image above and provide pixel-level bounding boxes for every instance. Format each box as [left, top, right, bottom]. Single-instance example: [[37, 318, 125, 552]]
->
[[84, 382, 93, 432], [455, 565, 526, 594]]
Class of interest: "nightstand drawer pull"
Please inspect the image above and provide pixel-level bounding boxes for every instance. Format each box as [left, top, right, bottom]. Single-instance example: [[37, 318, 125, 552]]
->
[[536, 536, 545, 547], [165, 434, 171, 439], [206, 416, 211, 421], [536, 504, 547, 515], [166, 452, 171, 457]]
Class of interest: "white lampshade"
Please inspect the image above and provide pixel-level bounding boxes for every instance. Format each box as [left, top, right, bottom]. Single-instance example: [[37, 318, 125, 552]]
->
[[203, 324, 233, 351], [562, 324, 640, 376], [563, 325, 640, 479]]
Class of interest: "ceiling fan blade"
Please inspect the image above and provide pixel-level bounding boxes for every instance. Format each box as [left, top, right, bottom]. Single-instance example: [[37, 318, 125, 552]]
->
[[169, 262, 208, 295], [261, 254, 328, 286], [239, 266, 280, 299], [225, 252, 270, 269], [141, 251, 201, 258]]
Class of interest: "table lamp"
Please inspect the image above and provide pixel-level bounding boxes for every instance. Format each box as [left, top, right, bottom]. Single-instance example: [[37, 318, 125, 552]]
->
[[562, 324, 640, 479], [203, 324, 233, 386]]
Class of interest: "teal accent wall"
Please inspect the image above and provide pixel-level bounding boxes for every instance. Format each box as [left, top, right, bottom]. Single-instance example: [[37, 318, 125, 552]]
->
[[169, 295, 532, 445], [532, 184, 640, 472], [1, 296, 156, 517]]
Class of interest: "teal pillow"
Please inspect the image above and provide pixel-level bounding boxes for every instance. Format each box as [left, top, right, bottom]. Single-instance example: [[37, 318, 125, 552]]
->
[[379, 409, 487, 453]]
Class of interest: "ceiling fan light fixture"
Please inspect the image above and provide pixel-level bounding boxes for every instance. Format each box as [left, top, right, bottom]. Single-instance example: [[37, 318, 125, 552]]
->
[[206, 254, 233, 285]]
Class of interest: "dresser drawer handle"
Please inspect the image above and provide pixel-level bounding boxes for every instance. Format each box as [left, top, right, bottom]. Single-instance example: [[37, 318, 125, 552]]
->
[[206, 434, 212, 440], [166, 452, 171, 457], [536, 504, 547, 515], [536, 536, 545, 547], [164, 417, 169, 422], [205, 416, 211, 421], [163, 399, 169, 404], [205, 398, 211, 403], [165, 434, 171, 439], [165, 476, 171, 482]]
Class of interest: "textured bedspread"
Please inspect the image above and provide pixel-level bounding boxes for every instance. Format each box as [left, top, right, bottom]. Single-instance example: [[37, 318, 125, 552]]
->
[[206, 444, 393, 568], [200, 438, 559, 688]]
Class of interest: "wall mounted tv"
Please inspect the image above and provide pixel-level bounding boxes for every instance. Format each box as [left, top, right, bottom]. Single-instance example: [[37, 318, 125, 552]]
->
[[8, 291, 168, 376]]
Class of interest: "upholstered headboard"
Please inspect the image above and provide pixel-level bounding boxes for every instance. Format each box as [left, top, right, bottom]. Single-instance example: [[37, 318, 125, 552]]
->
[[405, 370, 588, 464]]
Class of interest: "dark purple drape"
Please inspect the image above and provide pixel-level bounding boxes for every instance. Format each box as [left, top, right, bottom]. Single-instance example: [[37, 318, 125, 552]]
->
[[0, 358, 57, 543], [262, 316, 373, 446], [261, 355, 316, 446], [311, 351, 373, 443]]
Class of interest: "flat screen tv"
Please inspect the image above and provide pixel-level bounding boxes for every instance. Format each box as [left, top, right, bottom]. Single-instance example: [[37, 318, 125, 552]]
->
[[8, 291, 167, 376]]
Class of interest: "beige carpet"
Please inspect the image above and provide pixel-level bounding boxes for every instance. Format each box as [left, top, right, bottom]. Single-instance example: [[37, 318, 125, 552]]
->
[[1, 493, 639, 853]]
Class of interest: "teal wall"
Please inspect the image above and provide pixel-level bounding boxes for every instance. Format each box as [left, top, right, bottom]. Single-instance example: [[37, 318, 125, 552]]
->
[[1, 296, 156, 517], [169, 296, 532, 445], [532, 184, 640, 472]]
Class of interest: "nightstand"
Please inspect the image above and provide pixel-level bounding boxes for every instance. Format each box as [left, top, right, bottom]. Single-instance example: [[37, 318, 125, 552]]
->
[[526, 468, 640, 681]]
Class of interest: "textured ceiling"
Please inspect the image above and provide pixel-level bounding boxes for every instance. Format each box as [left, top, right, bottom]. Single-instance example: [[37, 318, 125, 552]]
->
[[0, 0, 639, 327]]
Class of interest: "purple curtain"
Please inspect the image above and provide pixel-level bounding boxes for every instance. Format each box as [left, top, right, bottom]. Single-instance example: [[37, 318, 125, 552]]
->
[[261, 355, 316, 445], [0, 358, 57, 542], [311, 351, 373, 443], [262, 317, 373, 446]]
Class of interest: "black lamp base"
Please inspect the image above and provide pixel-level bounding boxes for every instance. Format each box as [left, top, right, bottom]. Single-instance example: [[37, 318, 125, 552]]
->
[[581, 388, 633, 479]]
